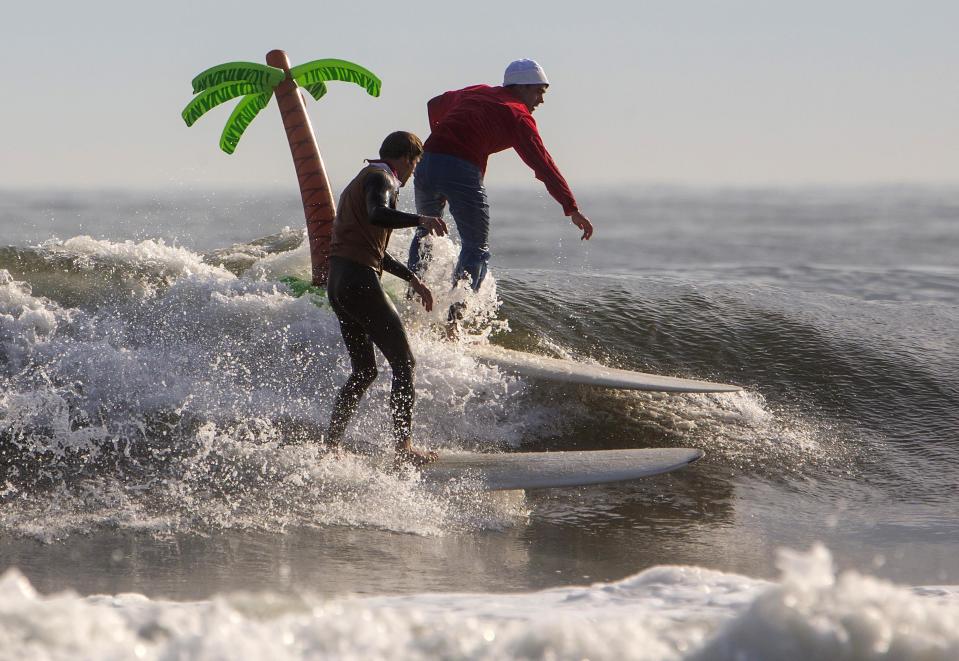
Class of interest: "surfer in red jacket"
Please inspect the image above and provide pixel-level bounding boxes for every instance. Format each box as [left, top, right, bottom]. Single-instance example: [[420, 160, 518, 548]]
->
[[407, 59, 593, 297]]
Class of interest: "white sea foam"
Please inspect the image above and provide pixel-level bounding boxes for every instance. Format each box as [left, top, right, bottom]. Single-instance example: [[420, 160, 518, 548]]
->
[[43, 235, 233, 283], [0, 271, 75, 373], [242, 230, 313, 281], [693, 545, 959, 660], [1, 546, 956, 661], [388, 229, 506, 337]]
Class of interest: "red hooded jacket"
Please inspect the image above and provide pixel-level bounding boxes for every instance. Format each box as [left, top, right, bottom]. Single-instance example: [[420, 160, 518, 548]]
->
[[423, 85, 579, 216]]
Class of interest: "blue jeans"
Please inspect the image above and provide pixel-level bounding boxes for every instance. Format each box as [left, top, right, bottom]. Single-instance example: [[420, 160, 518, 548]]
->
[[408, 152, 491, 291]]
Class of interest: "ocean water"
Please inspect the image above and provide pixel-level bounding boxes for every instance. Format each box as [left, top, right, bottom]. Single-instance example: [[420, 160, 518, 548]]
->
[[1, 184, 958, 660]]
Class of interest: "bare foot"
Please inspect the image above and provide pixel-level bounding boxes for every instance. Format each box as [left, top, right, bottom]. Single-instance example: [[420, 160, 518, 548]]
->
[[394, 446, 438, 468]]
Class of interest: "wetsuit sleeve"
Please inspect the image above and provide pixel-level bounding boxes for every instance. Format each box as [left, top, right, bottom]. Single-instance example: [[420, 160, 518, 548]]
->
[[364, 170, 422, 229], [382, 251, 415, 282], [512, 114, 580, 216]]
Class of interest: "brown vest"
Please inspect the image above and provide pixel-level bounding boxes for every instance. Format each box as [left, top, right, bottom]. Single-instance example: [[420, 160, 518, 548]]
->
[[330, 164, 399, 273]]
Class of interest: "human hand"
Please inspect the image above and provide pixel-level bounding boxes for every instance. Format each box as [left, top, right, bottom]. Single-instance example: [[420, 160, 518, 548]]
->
[[409, 275, 434, 312], [419, 215, 448, 237], [570, 211, 593, 240]]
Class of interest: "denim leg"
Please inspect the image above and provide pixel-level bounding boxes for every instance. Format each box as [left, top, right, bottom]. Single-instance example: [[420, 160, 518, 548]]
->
[[409, 155, 447, 273], [446, 184, 490, 291], [412, 153, 491, 291]]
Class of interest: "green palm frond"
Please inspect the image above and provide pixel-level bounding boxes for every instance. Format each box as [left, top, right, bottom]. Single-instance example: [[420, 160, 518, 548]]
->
[[191, 62, 284, 95], [290, 59, 381, 97], [302, 81, 328, 102], [184, 56, 379, 156], [219, 92, 273, 154], [182, 81, 273, 127]]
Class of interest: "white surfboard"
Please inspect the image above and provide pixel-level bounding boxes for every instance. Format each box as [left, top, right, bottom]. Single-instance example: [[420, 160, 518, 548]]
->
[[465, 344, 741, 393], [423, 447, 704, 491]]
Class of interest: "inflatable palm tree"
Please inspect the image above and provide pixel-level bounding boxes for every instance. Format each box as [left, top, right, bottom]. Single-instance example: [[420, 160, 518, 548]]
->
[[182, 51, 381, 286]]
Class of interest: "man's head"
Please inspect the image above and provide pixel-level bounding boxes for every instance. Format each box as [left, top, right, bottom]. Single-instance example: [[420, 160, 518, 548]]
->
[[379, 131, 424, 185], [503, 59, 549, 112]]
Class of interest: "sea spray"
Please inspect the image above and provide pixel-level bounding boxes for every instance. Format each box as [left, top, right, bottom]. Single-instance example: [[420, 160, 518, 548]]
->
[[0, 243, 532, 538]]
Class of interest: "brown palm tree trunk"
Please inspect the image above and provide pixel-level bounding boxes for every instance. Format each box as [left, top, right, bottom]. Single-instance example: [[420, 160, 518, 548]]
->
[[265, 49, 335, 286]]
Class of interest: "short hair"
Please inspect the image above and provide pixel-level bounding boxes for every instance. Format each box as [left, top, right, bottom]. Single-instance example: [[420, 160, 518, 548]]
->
[[379, 131, 424, 160]]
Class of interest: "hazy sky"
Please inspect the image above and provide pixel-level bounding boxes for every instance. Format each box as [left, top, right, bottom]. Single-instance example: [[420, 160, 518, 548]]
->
[[2, 0, 956, 191]]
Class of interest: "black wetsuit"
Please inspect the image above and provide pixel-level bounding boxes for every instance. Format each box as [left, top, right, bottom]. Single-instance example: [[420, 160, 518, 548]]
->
[[326, 166, 422, 447]]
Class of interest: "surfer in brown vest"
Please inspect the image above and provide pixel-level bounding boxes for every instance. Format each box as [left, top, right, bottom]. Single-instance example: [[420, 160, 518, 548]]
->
[[326, 131, 447, 466]]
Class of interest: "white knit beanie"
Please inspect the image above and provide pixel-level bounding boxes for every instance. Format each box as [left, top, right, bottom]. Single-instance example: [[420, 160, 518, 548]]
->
[[503, 59, 549, 86]]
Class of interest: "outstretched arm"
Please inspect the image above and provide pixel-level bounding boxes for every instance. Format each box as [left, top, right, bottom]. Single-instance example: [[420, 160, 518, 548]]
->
[[512, 116, 594, 239]]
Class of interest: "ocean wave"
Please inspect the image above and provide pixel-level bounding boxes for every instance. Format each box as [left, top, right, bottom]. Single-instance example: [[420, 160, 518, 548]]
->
[[1, 229, 955, 541], [1, 546, 957, 661]]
